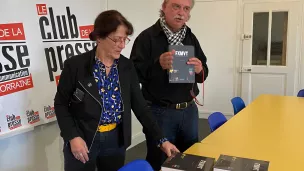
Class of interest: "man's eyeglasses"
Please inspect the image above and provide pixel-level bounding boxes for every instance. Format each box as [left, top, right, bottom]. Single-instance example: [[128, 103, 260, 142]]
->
[[108, 36, 130, 45]]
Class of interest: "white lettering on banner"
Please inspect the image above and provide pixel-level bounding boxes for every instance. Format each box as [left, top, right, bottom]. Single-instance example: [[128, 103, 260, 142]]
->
[[36, 4, 47, 15], [81, 29, 89, 37], [0, 75, 33, 96], [16, 28, 22, 36], [0, 78, 31, 92], [0, 69, 29, 82], [14, 28, 22, 37], [0, 23, 25, 40], [0, 29, 10, 37], [0, 28, 23, 38]]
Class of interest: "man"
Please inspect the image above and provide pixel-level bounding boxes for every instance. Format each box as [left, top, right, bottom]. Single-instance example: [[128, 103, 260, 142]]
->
[[130, 0, 209, 170]]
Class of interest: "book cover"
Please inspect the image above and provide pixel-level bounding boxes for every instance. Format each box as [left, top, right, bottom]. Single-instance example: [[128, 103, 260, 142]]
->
[[213, 155, 269, 171], [168, 45, 195, 83], [161, 152, 215, 171]]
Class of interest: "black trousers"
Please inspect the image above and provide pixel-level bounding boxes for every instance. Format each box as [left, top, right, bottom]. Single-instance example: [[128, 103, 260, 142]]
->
[[63, 126, 126, 171]]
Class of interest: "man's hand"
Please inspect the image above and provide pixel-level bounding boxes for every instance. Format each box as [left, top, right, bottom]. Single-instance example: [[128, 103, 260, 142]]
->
[[159, 50, 175, 70], [187, 57, 203, 74], [70, 137, 89, 163], [160, 141, 180, 157]]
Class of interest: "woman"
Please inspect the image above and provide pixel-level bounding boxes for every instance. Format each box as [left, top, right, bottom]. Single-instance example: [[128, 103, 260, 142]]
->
[[54, 10, 179, 171]]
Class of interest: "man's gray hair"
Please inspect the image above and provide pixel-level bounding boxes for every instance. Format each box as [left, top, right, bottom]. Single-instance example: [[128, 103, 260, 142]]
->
[[159, 0, 195, 17]]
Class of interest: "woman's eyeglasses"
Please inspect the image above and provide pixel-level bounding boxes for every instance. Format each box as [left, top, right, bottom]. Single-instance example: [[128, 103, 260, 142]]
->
[[107, 36, 130, 45]]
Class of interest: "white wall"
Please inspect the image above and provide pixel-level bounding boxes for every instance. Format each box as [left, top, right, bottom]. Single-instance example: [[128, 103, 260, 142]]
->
[[301, 1, 304, 91], [188, 0, 238, 118], [0, 122, 64, 171], [1, 0, 304, 171], [301, 51, 304, 91]]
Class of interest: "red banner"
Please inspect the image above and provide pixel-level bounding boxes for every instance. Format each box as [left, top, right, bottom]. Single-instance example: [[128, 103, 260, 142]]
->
[[0, 23, 25, 40], [0, 74, 34, 96], [79, 25, 94, 39]]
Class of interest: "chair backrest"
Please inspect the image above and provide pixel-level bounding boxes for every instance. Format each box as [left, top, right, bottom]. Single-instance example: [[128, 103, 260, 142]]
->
[[118, 159, 154, 171], [231, 96, 246, 115], [297, 89, 304, 97], [208, 112, 227, 132]]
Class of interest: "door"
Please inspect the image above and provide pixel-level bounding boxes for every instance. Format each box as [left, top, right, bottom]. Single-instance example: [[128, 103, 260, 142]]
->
[[241, 2, 301, 104]]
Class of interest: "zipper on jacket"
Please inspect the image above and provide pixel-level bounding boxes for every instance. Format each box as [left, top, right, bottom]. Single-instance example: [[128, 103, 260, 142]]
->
[[78, 81, 102, 152], [117, 69, 125, 116]]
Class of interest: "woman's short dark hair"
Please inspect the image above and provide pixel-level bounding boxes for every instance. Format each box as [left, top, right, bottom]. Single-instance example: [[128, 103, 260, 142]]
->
[[89, 10, 134, 41]]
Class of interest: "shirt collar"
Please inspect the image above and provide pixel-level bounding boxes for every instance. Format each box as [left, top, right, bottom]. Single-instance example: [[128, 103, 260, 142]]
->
[[95, 56, 119, 66]]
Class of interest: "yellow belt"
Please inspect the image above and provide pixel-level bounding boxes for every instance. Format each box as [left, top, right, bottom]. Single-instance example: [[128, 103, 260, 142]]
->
[[98, 123, 117, 132]]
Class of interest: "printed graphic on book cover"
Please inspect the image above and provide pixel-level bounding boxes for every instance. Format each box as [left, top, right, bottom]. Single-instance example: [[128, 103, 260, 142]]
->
[[168, 45, 195, 83], [161, 152, 215, 171], [214, 154, 269, 171]]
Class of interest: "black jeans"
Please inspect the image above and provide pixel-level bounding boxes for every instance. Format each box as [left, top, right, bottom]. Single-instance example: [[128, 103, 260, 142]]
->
[[63, 125, 125, 171], [145, 103, 199, 171]]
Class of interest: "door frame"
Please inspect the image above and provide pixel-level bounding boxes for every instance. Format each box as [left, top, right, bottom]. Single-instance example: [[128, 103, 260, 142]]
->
[[234, 0, 302, 101]]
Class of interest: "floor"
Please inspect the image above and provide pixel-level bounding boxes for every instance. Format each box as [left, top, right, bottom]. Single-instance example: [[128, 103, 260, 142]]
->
[[125, 119, 210, 164]]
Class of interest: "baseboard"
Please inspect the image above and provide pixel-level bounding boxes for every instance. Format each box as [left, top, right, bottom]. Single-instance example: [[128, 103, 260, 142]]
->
[[0, 126, 34, 140], [127, 131, 146, 150], [199, 110, 234, 120]]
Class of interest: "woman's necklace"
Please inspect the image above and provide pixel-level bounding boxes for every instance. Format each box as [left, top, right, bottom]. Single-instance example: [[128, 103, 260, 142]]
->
[[104, 65, 112, 69]]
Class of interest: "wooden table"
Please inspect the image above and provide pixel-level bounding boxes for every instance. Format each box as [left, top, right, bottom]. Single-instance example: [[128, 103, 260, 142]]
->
[[185, 94, 304, 171]]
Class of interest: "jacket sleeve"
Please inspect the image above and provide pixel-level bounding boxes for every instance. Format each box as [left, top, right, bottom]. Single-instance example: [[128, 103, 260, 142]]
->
[[192, 34, 209, 83], [129, 62, 165, 142], [54, 59, 80, 142], [130, 33, 152, 85]]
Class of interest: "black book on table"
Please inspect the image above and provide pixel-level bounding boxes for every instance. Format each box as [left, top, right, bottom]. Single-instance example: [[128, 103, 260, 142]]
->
[[213, 154, 270, 171], [161, 152, 215, 171]]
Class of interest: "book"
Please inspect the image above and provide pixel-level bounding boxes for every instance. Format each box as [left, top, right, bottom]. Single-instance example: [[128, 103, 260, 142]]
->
[[168, 45, 195, 83], [161, 152, 215, 171], [213, 155, 269, 171]]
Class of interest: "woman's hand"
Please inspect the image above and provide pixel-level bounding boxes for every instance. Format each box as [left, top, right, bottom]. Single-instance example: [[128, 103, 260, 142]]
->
[[70, 137, 89, 163]]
